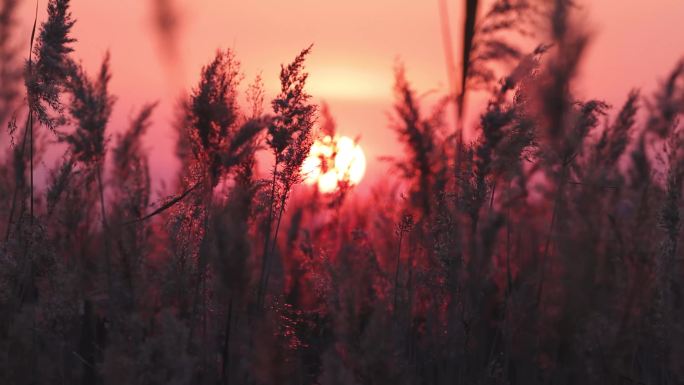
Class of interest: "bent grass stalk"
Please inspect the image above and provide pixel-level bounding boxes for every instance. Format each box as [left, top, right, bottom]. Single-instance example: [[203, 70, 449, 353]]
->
[[5, 3, 38, 239]]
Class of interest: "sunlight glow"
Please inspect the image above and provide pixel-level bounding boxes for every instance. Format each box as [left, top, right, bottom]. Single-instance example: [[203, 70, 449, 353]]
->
[[306, 68, 390, 100], [301, 135, 366, 193]]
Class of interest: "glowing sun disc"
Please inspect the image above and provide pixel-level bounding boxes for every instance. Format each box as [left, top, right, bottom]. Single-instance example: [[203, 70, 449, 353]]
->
[[301, 135, 366, 193]]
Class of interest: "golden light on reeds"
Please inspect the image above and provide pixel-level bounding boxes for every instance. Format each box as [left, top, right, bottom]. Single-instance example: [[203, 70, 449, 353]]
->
[[301, 135, 366, 193]]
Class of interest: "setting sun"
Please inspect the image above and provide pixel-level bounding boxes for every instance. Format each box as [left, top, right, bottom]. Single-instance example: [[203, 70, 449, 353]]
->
[[3, 0, 684, 382], [301, 135, 366, 193]]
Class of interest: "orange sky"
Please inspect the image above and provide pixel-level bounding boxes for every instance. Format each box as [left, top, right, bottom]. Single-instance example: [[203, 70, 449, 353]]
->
[[12, 0, 684, 191]]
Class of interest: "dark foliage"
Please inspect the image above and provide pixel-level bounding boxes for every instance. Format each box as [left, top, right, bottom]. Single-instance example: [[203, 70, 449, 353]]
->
[[1, 1, 683, 385]]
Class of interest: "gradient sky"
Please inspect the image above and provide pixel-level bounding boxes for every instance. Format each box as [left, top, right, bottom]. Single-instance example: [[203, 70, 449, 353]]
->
[[12, 0, 684, 191]]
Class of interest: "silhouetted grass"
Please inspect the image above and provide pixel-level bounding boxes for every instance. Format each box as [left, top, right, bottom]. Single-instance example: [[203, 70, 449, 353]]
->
[[0, 1, 683, 384]]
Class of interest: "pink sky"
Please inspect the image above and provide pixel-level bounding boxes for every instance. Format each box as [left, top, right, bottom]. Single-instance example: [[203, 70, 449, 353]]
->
[[12, 0, 684, 191]]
